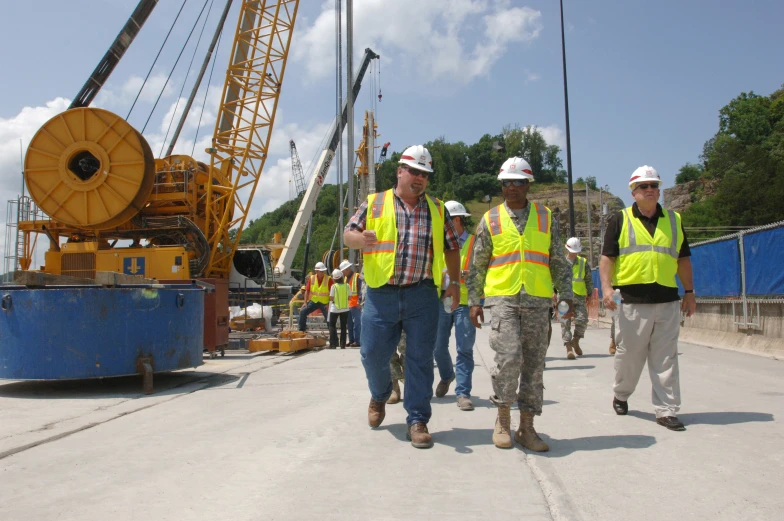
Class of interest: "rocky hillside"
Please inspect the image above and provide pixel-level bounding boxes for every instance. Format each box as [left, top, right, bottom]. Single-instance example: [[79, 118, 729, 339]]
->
[[663, 179, 719, 214]]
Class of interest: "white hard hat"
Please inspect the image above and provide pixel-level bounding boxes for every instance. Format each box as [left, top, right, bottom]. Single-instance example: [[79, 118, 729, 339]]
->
[[565, 237, 582, 253], [628, 165, 661, 189], [315, 262, 327, 272], [398, 145, 434, 173], [445, 200, 470, 217], [498, 157, 534, 181], [331, 269, 343, 279], [338, 259, 352, 270]]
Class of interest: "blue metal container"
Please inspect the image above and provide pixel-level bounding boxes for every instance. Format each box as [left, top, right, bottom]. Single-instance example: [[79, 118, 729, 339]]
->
[[0, 285, 204, 380]]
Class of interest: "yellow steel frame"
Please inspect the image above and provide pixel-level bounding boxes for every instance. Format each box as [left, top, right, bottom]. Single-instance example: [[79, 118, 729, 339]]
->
[[204, 0, 299, 278]]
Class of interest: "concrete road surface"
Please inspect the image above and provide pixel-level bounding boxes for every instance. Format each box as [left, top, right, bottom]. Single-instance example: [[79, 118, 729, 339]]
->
[[0, 317, 782, 521]]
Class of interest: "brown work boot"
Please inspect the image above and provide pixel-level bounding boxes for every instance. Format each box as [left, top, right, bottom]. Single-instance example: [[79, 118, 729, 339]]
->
[[515, 411, 550, 452], [406, 422, 433, 448], [435, 376, 454, 398], [609, 339, 617, 355], [387, 380, 401, 404], [368, 398, 386, 428], [572, 337, 583, 356], [492, 405, 513, 449], [565, 341, 576, 360]]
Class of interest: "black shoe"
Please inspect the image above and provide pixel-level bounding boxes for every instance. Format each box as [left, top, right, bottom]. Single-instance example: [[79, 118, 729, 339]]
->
[[613, 398, 628, 415], [656, 416, 686, 431]]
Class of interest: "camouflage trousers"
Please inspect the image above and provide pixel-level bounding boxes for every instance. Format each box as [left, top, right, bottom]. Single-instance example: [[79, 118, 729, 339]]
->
[[389, 330, 406, 381], [561, 297, 588, 342], [488, 303, 549, 415]]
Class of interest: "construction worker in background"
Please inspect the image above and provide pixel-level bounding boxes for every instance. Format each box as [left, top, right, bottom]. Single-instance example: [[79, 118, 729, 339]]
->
[[562, 237, 593, 359], [344, 144, 462, 449], [340, 260, 363, 347], [327, 268, 350, 349], [433, 200, 478, 411], [297, 262, 332, 332], [600, 166, 696, 431], [468, 156, 573, 452]]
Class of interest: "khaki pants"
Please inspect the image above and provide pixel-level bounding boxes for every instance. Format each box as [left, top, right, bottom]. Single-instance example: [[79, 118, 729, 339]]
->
[[614, 301, 681, 418]]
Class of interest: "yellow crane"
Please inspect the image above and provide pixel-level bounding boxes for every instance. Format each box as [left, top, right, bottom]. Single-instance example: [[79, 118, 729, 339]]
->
[[19, 0, 299, 283]]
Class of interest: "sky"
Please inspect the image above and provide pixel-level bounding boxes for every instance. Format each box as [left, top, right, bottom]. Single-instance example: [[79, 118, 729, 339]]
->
[[1, 0, 783, 264]]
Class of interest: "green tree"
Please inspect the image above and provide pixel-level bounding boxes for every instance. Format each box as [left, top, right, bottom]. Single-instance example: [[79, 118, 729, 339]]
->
[[675, 163, 703, 184]]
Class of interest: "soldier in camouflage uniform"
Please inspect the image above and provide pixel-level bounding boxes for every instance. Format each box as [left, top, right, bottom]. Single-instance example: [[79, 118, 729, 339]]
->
[[468, 157, 573, 452], [388, 331, 406, 404], [561, 237, 594, 359]]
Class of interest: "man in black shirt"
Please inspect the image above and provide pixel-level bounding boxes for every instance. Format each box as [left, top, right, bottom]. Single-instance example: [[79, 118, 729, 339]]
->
[[600, 166, 697, 431]]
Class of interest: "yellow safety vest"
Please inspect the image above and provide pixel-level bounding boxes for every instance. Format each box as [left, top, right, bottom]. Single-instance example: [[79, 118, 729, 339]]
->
[[347, 273, 359, 307], [332, 282, 349, 310], [572, 256, 587, 296], [613, 206, 683, 288], [483, 203, 553, 298], [459, 234, 475, 306], [362, 189, 446, 293], [309, 274, 330, 304]]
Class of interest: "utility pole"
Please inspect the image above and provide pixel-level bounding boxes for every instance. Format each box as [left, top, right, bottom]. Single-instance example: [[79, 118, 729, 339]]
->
[[559, 0, 576, 237], [345, 0, 355, 264], [586, 182, 592, 266]]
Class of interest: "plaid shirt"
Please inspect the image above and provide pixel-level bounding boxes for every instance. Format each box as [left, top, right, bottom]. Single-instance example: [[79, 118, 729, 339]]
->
[[346, 190, 460, 286]]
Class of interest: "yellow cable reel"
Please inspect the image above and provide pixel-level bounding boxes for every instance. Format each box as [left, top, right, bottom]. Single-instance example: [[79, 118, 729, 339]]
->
[[24, 107, 155, 231]]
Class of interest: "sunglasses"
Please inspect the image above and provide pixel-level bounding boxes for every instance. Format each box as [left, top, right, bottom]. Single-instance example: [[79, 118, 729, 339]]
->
[[401, 165, 429, 178], [636, 183, 659, 190], [501, 179, 530, 187]]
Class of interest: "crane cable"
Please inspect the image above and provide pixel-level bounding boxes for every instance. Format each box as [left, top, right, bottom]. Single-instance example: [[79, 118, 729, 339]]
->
[[191, 26, 223, 156], [141, 0, 212, 134], [127, 0, 189, 121], [160, 0, 217, 157]]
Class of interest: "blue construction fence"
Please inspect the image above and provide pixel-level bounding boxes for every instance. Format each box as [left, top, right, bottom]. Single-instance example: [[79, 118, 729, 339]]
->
[[591, 221, 784, 299]]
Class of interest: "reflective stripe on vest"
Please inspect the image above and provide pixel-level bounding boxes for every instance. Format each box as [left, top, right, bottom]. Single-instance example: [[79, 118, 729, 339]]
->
[[613, 206, 683, 288], [459, 234, 475, 306], [362, 189, 446, 293], [348, 273, 359, 307], [332, 282, 349, 309], [483, 203, 553, 298], [572, 256, 587, 296], [309, 274, 330, 304]]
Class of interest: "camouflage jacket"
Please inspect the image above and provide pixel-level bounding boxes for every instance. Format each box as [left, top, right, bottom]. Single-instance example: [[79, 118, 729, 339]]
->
[[467, 200, 573, 308], [568, 256, 594, 297]]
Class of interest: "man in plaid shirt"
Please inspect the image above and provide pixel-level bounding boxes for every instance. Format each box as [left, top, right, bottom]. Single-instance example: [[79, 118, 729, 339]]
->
[[344, 145, 461, 449]]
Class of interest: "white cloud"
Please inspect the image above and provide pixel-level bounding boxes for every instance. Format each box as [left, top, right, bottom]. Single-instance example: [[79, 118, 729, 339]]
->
[[94, 73, 176, 111], [293, 0, 542, 83], [525, 70, 541, 84], [521, 124, 565, 149]]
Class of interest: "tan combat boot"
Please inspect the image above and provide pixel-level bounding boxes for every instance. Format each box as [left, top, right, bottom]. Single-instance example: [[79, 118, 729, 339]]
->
[[387, 380, 401, 404], [492, 405, 513, 449], [609, 339, 617, 355], [515, 411, 550, 452], [572, 337, 583, 356], [565, 341, 576, 360]]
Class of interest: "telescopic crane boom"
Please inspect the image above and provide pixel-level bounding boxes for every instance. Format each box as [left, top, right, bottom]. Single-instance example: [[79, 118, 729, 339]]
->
[[274, 47, 378, 281]]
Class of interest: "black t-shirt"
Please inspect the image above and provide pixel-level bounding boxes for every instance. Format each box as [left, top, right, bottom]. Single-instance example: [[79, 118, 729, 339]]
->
[[601, 203, 691, 304]]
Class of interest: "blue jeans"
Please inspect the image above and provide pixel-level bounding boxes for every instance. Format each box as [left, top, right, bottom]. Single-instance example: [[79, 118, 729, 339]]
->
[[347, 306, 362, 344], [360, 281, 439, 426], [298, 301, 328, 331], [433, 304, 476, 398]]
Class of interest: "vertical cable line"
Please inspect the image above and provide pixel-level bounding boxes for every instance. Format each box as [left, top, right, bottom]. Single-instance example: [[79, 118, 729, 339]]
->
[[191, 28, 222, 157], [142, 0, 212, 134], [160, 0, 217, 157], [127, 0, 189, 120]]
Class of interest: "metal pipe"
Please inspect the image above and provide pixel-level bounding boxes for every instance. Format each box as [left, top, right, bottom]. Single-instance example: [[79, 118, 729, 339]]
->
[[738, 231, 748, 327], [345, 0, 355, 264], [336, 0, 344, 258], [165, 0, 234, 156], [559, 0, 576, 237]]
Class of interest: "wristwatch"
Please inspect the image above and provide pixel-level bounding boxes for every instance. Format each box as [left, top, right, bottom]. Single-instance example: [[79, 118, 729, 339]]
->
[[684, 289, 694, 294], [449, 281, 460, 286]]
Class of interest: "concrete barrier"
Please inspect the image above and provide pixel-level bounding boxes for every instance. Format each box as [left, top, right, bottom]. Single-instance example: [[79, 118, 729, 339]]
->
[[680, 301, 784, 360]]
